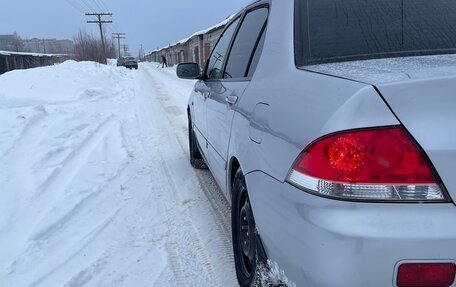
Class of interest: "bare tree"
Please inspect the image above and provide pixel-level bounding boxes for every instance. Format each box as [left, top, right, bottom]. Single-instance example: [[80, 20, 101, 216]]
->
[[73, 29, 116, 64], [12, 31, 24, 52]]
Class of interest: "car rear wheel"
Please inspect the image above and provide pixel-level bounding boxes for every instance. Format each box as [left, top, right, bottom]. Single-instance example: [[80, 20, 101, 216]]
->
[[232, 168, 258, 286], [188, 116, 207, 169]]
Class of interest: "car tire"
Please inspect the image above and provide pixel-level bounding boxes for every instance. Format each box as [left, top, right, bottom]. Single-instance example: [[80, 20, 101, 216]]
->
[[188, 116, 207, 169], [232, 168, 259, 287]]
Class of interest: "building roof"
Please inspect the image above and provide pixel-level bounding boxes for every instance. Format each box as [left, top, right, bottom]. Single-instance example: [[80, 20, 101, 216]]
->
[[149, 14, 235, 54], [0, 50, 68, 57]]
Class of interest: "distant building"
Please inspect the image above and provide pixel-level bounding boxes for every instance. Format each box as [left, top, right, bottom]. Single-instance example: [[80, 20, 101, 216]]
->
[[23, 38, 74, 54], [0, 35, 15, 46], [0, 34, 74, 54]]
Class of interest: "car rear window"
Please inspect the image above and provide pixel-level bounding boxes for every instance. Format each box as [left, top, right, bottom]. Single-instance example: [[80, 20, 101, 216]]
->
[[295, 0, 456, 66]]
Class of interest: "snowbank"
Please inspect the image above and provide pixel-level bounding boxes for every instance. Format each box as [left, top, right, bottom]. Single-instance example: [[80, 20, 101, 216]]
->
[[0, 61, 237, 286]]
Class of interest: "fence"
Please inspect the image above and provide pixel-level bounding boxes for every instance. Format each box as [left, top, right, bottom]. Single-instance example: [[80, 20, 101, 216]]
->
[[0, 51, 70, 75]]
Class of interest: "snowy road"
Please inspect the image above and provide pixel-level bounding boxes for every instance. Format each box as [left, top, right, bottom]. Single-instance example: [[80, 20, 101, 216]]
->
[[0, 62, 237, 286]]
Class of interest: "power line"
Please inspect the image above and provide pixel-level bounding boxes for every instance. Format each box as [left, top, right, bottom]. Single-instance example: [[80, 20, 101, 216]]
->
[[96, 0, 117, 36], [94, 0, 109, 13], [111, 18, 122, 33], [93, 0, 123, 40], [98, 0, 109, 12], [91, 0, 104, 12], [65, 0, 86, 14], [81, 0, 97, 14], [108, 15, 122, 37]]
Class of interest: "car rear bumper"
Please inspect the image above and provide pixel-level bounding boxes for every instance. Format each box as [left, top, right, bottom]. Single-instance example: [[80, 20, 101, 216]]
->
[[246, 171, 456, 287]]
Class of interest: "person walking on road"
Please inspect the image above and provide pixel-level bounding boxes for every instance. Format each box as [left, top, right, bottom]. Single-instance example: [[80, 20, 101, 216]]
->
[[161, 55, 168, 68]]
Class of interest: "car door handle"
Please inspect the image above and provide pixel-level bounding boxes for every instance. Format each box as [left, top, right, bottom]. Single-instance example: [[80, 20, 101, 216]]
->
[[225, 95, 238, 105], [203, 91, 211, 99]]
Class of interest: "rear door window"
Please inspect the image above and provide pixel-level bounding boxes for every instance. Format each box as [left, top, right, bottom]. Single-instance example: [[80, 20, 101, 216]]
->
[[224, 7, 268, 79], [247, 26, 266, 78]]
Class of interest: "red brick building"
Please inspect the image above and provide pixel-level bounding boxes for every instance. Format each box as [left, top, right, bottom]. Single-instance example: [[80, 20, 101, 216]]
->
[[145, 16, 231, 67]]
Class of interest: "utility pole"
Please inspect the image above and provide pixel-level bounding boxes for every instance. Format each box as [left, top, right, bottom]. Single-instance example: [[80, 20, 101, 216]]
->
[[112, 33, 125, 59], [86, 13, 112, 64], [120, 44, 129, 57], [139, 44, 144, 61]]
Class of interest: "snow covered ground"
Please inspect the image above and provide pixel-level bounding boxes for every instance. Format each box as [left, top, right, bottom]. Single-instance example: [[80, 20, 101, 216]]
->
[[0, 61, 237, 287]]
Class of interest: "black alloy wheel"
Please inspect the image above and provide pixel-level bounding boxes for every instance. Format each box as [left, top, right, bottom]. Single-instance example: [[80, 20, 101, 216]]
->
[[232, 168, 258, 286], [188, 116, 207, 169]]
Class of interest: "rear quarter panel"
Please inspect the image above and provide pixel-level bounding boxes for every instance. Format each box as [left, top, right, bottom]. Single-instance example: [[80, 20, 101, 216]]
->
[[227, 0, 399, 184]]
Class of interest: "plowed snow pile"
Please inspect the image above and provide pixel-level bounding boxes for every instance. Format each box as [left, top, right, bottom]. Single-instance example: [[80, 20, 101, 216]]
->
[[0, 61, 236, 287]]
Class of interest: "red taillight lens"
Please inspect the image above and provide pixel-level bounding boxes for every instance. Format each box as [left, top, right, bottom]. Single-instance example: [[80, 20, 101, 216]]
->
[[397, 263, 456, 287], [288, 126, 447, 201], [295, 127, 435, 184]]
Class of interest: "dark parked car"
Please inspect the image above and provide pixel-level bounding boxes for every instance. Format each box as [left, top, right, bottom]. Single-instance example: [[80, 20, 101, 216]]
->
[[178, 0, 456, 286], [117, 57, 138, 69]]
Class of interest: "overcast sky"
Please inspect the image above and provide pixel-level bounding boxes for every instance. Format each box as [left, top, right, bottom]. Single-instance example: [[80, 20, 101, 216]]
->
[[0, 0, 252, 54]]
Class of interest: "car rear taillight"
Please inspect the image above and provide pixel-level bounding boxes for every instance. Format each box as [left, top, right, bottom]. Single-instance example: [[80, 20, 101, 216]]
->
[[287, 126, 448, 201], [397, 263, 456, 287]]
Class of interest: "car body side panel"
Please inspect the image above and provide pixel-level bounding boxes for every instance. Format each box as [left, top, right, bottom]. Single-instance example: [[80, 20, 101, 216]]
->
[[232, 73, 400, 183], [205, 80, 249, 196], [190, 81, 210, 149]]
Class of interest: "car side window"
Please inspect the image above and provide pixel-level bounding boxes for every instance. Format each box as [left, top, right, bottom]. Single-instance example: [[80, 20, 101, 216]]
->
[[247, 25, 266, 78], [224, 7, 269, 79], [206, 18, 240, 80]]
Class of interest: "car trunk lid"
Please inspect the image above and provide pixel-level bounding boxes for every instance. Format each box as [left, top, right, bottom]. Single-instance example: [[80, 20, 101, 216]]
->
[[305, 54, 456, 85], [376, 76, 456, 201]]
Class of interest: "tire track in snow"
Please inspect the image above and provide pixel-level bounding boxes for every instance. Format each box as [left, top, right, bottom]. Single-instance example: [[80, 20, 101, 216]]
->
[[141, 68, 237, 286], [30, 209, 121, 287], [31, 157, 130, 244], [30, 190, 101, 242], [167, 108, 236, 287], [158, 92, 236, 284], [193, 169, 233, 253], [63, 252, 109, 287], [0, 107, 49, 234], [158, 146, 221, 287], [134, 71, 227, 287], [36, 115, 117, 195], [147, 67, 234, 249], [5, 117, 123, 282], [0, 108, 47, 162]]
